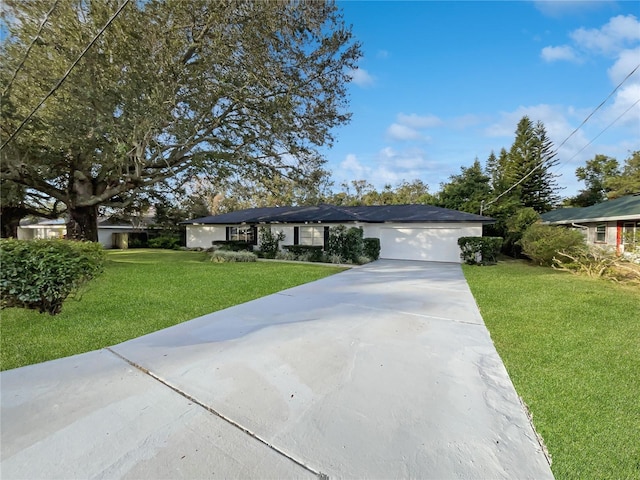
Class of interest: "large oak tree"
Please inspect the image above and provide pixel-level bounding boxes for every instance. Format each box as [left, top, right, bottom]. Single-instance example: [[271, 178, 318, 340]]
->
[[1, 0, 361, 240]]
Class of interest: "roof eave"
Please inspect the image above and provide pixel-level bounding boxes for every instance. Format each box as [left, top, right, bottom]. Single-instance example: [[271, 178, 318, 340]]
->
[[542, 213, 640, 224]]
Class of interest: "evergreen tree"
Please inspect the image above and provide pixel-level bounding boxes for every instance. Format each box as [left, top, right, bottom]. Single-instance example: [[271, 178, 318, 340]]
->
[[504, 117, 560, 213]]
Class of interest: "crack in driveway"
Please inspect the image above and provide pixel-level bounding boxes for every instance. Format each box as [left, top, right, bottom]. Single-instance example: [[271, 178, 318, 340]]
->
[[105, 347, 329, 480]]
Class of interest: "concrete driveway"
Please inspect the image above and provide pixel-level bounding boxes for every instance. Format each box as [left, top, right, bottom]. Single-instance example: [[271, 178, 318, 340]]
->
[[1, 260, 553, 479]]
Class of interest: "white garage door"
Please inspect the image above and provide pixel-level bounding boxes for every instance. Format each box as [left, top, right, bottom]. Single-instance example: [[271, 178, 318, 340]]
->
[[380, 227, 463, 263]]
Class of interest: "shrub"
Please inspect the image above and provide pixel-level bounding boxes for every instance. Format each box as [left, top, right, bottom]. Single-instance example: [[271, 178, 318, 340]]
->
[[0, 239, 106, 315], [275, 250, 297, 261], [363, 237, 381, 261], [209, 250, 257, 262], [211, 240, 254, 252], [258, 227, 285, 259], [327, 225, 364, 263], [457, 237, 503, 265], [503, 207, 540, 257], [148, 235, 182, 250], [520, 224, 586, 266], [323, 253, 344, 264], [356, 255, 372, 265], [283, 245, 323, 262]]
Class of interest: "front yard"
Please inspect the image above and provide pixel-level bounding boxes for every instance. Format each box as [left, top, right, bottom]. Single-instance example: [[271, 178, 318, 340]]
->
[[3, 250, 638, 478], [0, 249, 345, 371], [463, 260, 640, 480]]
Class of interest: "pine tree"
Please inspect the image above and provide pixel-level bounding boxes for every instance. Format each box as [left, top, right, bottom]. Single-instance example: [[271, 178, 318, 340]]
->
[[504, 117, 560, 213]]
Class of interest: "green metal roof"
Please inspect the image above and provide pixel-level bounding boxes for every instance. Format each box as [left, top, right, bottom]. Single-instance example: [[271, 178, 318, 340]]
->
[[540, 194, 640, 224]]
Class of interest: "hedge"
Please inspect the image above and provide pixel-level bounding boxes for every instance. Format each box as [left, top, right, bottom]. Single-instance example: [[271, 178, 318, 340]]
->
[[363, 237, 381, 261], [0, 239, 105, 315], [209, 250, 257, 262], [457, 236, 503, 265]]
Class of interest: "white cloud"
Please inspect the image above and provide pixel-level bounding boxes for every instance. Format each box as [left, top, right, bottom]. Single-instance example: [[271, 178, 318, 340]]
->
[[571, 14, 640, 55], [339, 153, 367, 178], [348, 67, 374, 87], [335, 147, 443, 190], [607, 46, 640, 84], [386, 123, 423, 141], [384, 113, 442, 142], [540, 14, 640, 64], [484, 104, 591, 160], [541, 45, 580, 63], [396, 113, 443, 128]]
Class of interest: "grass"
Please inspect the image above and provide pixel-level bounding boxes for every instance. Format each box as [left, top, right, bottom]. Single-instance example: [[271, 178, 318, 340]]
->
[[463, 260, 640, 480], [0, 249, 345, 371]]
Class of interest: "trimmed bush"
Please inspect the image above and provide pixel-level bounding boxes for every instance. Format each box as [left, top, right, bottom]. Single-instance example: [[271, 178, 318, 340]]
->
[[258, 227, 285, 259], [520, 224, 586, 266], [458, 236, 503, 265], [363, 237, 380, 261], [209, 250, 257, 262], [0, 239, 105, 315], [327, 225, 364, 263]]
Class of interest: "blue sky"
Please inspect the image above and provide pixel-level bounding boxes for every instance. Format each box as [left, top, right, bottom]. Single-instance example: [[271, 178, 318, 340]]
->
[[325, 0, 640, 198]]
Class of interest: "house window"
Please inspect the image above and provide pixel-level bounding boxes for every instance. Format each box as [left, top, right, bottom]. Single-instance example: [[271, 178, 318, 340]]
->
[[595, 224, 606, 243], [299, 226, 324, 246], [228, 226, 256, 244]]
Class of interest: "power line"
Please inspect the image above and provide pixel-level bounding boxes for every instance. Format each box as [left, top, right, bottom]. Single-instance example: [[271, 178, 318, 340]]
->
[[481, 63, 640, 213], [0, 0, 131, 151], [560, 97, 640, 166], [555, 63, 639, 153], [2, 0, 61, 97]]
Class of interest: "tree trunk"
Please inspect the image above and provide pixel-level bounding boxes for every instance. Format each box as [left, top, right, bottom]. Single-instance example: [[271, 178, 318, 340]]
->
[[67, 205, 99, 242], [0, 207, 24, 238]]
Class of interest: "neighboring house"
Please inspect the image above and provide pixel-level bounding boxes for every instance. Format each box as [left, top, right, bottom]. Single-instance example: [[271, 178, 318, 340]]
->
[[540, 194, 640, 254], [17, 217, 148, 249], [183, 204, 494, 263]]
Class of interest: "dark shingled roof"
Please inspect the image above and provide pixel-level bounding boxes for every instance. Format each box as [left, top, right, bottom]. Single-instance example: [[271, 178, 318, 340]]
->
[[540, 194, 640, 224], [183, 204, 494, 225]]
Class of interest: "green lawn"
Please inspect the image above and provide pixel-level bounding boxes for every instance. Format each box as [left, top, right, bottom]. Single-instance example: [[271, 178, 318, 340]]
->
[[0, 249, 345, 371], [463, 260, 640, 480]]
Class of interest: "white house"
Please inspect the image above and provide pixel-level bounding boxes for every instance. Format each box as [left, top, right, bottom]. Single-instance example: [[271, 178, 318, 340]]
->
[[183, 204, 494, 263], [17, 217, 148, 249]]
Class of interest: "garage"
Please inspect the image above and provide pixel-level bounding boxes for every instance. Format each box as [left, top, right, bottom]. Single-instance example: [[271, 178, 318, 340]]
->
[[380, 226, 466, 263]]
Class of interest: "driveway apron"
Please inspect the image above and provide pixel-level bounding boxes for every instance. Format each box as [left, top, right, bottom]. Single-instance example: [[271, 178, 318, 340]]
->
[[1, 260, 553, 479]]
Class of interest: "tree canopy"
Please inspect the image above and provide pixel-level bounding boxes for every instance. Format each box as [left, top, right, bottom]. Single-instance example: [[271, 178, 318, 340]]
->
[[606, 150, 640, 199], [568, 154, 620, 206], [436, 159, 491, 214], [1, 0, 361, 240]]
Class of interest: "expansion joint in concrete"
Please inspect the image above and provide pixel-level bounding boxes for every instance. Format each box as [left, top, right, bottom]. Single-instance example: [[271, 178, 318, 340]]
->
[[105, 347, 328, 479]]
